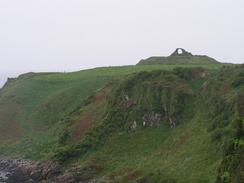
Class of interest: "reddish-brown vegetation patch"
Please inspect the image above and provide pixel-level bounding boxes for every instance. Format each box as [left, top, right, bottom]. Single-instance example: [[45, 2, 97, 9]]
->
[[216, 84, 231, 97], [0, 103, 22, 143], [177, 132, 191, 146], [0, 120, 21, 142], [70, 111, 94, 143], [236, 92, 244, 117], [110, 169, 141, 181], [125, 170, 141, 181], [70, 87, 110, 144]]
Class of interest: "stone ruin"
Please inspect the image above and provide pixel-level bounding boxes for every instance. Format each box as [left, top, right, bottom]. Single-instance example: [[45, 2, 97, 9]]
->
[[170, 48, 193, 57]]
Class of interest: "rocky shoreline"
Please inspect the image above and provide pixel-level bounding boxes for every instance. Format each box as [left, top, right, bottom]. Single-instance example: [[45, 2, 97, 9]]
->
[[0, 157, 95, 183]]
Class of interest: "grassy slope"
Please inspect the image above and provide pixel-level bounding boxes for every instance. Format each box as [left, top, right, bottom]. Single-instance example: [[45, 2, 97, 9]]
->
[[0, 63, 242, 183], [88, 113, 220, 182], [52, 66, 243, 183], [84, 73, 205, 182], [0, 64, 223, 142]]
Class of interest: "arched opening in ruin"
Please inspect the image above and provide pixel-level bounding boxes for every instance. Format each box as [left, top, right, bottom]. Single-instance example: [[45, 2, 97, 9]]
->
[[177, 49, 183, 55]]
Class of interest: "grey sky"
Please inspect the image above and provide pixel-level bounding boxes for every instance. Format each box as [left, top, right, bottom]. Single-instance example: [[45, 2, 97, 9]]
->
[[0, 0, 244, 86]]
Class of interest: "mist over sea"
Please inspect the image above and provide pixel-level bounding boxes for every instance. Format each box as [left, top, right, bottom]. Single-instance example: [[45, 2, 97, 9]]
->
[[0, 74, 7, 88], [0, 72, 20, 88]]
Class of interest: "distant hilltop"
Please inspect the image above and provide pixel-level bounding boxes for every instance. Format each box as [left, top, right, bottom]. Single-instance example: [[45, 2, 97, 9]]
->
[[137, 48, 220, 65]]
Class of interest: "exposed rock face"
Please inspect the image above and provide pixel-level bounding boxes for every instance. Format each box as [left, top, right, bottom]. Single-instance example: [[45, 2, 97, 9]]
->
[[111, 70, 194, 131], [122, 93, 137, 108], [130, 121, 137, 130], [142, 112, 162, 127], [0, 158, 97, 183]]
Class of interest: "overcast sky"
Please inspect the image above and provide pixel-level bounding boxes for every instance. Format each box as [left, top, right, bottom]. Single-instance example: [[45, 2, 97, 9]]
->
[[0, 0, 244, 86]]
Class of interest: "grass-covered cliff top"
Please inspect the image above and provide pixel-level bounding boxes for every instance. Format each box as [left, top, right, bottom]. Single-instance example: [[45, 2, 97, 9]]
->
[[0, 60, 243, 182]]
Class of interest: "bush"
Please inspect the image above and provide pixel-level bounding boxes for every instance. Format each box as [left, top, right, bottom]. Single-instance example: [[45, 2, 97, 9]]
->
[[216, 118, 244, 183], [58, 129, 71, 145], [231, 72, 244, 87], [53, 146, 78, 162], [220, 171, 231, 183], [211, 129, 223, 142]]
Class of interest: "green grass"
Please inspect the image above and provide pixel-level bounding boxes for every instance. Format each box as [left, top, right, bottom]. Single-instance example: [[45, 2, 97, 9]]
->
[[55, 68, 224, 182], [50, 65, 242, 182], [0, 64, 225, 138], [0, 63, 242, 182], [33, 64, 224, 81], [0, 64, 232, 151], [60, 106, 222, 182]]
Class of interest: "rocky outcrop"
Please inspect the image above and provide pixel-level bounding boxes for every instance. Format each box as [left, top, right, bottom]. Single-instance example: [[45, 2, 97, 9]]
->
[[142, 112, 162, 127], [0, 158, 97, 183]]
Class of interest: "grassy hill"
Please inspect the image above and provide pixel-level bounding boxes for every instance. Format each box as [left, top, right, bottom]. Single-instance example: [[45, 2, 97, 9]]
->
[[0, 61, 243, 182]]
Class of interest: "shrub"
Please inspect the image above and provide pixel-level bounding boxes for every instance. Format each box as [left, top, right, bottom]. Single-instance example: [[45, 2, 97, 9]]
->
[[58, 129, 71, 145], [216, 118, 244, 183], [220, 171, 231, 183], [211, 129, 223, 142]]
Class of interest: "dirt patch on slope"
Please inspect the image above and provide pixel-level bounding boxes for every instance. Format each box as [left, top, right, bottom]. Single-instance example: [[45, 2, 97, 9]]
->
[[0, 103, 22, 143], [70, 111, 95, 143], [70, 87, 110, 144], [0, 121, 21, 142]]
